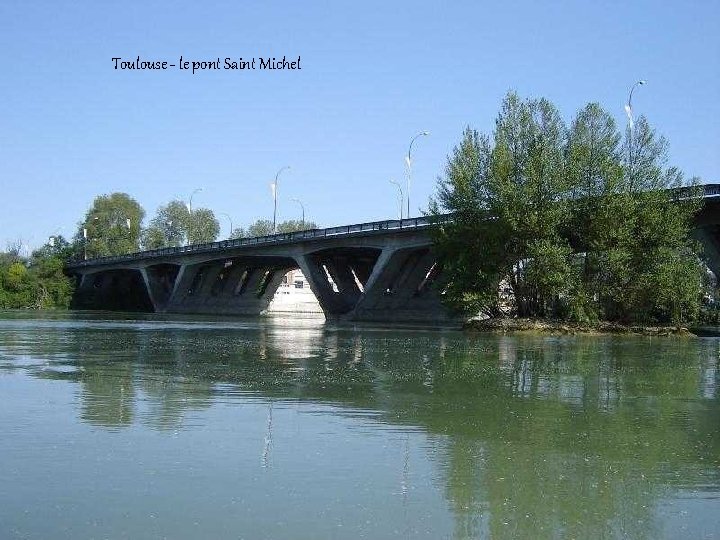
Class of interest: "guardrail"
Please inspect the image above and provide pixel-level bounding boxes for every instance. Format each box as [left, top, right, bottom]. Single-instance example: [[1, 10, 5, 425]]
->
[[672, 183, 720, 200], [67, 215, 442, 268]]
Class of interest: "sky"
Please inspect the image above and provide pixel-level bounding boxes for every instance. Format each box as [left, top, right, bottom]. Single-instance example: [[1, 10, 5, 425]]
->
[[1, 0, 718, 250]]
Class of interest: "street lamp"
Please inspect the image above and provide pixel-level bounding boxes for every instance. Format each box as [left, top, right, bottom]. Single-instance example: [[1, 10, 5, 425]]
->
[[406, 131, 430, 218], [271, 166, 290, 233], [219, 212, 233, 239], [187, 187, 203, 245], [389, 179, 404, 220], [625, 80, 645, 130], [625, 80, 645, 192], [290, 197, 305, 228], [188, 187, 203, 214]]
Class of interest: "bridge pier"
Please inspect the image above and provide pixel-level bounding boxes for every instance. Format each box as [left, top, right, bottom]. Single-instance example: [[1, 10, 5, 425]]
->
[[348, 247, 449, 322], [71, 268, 154, 312], [694, 225, 720, 279], [160, 257, 296, 316]]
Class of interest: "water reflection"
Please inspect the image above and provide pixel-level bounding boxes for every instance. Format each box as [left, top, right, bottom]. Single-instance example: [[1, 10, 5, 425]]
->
[[0, 312, 718, 539]]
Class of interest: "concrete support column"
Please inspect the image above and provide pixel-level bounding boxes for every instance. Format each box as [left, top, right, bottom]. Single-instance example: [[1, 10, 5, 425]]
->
[[325, 257, 361, 303], [348, 247, 452, 322], [139, 268, 158, 312], [295, 254, 351, 316]]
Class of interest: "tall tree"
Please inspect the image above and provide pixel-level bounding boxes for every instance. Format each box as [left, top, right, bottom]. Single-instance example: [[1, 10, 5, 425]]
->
[[76, 193, 144, 258], [565, 103, 627, 320], [615, 117, 705, 322], [489, 93, 575, 317], [246, 219, 275, 237], [432, 93, 706, 324], [142, 200, 189, 249], [430, 127, 505, 317], [187, 208, 220, 244], [142, 200, 220, 247]]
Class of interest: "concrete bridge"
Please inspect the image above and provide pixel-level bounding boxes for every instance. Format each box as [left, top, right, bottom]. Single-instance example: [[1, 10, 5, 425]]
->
[[67, 216, 449, 322], [66, 184, 720, 322]]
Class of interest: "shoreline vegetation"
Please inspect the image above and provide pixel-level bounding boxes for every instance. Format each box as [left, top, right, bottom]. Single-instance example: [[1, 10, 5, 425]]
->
[[463, 317, 710, 336], [431, 91, 718, 329]]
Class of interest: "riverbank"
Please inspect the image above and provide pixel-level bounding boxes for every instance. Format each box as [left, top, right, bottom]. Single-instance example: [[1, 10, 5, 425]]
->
[[464, 318, 701, 336]]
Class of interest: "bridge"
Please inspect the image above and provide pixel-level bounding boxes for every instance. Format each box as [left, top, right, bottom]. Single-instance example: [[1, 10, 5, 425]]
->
[[67, 216, 450, 322], [67, 185, 720, 322]]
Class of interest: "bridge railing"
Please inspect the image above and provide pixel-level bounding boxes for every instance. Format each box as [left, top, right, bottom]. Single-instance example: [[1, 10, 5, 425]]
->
[[672, 183, 720, 200], [68, 215, 442, 268]]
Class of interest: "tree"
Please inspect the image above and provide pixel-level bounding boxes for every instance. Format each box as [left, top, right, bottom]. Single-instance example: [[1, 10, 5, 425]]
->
[[0, 236, 75, 309], [433, 93, 577, 318], [229, 227, 246, 240], [613, 117, 705, 322], [246, 219, 275, 237], [76, 193, 144, 258], [142, 200, 189, 249], [277, 220, 318, 233], [432, 92, 706, 324], [430, 128, 506, 317], [187, 208, 220, 244], [142, 200, 220, 248], [489, 94, 575, 317]]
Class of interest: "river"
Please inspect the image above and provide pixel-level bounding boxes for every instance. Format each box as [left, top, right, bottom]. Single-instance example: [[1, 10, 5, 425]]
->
[[0, 311, 718, 539]]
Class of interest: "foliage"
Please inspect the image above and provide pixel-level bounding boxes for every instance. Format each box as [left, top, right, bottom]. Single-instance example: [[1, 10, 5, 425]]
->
[[432, 92, 707, 324], [230, 227, 246, 240], [141, 200, 220, 248], [245, 219, 275, 237], [277, 220, 318, 233], [75, 193, 145, 258], [240, 219, 319, 238], [187, 208, 220, 244], [141, 200, 189, 249], [0, 239, 74, 309]]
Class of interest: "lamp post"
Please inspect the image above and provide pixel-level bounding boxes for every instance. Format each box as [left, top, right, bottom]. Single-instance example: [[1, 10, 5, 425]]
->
[[219, 212, 233, 239], [187, 188, 203, 245], [188, 187, 203, 214], [625, 80, 646, 130], [290, 198, 305, 228], [405, 131, 429, 218], [389, 179, 404, 220], [272, 166, 290, 233], [625, 80, 645, 191]]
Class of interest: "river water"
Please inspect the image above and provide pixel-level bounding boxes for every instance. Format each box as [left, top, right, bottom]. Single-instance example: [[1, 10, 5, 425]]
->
[[0, 311, 718, 540]]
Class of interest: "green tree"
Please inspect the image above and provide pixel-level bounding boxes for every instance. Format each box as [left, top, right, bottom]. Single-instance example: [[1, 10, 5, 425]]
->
[[433, 92, 577, 318], [0, 238, 74, 309], [430, 128, 506, 317], [229, 227, 246, 240], [142, 200, 189, 249], [142, 200, 220, 247], [246, 219, 275, 237], [277, 219, 318, 233], [76, 193, 144, 258], [432, 93, 706, 324], [613, 117, 705, 322], [187, 208, 220, 244]]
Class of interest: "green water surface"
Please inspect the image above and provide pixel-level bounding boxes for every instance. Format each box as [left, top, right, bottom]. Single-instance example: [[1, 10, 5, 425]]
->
[[0, 311, 718, 539]]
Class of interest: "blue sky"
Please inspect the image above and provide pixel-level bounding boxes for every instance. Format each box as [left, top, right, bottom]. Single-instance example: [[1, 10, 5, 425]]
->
[[1, 0, 718, 249]]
